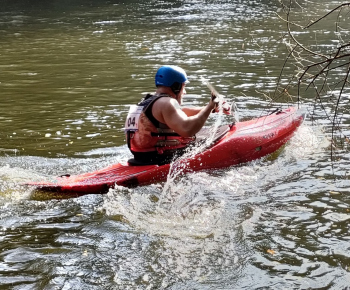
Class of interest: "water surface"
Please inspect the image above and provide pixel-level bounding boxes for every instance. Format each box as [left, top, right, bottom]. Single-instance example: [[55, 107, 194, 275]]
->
[[1, 0, 350, 289]]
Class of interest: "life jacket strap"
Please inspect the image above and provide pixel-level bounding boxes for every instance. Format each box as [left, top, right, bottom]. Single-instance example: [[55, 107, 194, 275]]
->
[[126, 131, 135, 150]]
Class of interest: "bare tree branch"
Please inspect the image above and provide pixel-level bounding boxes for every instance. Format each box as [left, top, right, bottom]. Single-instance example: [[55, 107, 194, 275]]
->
[[277, 1, 350, 158]]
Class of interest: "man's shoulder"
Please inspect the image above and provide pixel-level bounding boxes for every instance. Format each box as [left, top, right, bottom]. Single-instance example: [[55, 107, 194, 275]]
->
[[155, 96, 179, 108]]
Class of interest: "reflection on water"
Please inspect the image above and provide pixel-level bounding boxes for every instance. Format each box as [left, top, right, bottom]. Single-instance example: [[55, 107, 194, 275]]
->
[[1, 0, 350, 289]]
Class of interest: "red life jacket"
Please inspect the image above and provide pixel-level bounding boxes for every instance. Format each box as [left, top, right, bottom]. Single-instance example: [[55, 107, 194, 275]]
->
[[125, 94, 195, 157]]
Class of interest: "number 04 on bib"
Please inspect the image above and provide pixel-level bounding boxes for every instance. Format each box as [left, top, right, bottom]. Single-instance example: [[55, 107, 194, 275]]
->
[[124, 105, 143, 132]]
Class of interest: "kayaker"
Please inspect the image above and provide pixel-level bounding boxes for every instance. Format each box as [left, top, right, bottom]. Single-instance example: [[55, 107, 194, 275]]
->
[[125, 65, 230, 165]]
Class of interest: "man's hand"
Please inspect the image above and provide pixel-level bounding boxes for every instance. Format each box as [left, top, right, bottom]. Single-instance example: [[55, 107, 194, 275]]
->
[[211, 93, 231, 115]]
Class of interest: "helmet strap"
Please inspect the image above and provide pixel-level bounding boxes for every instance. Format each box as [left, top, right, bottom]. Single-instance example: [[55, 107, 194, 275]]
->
[[170, 82, 182, 95]]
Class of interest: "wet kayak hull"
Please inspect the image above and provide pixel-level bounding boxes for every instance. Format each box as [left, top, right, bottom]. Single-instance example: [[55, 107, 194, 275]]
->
[[27, 107, 305, 194]]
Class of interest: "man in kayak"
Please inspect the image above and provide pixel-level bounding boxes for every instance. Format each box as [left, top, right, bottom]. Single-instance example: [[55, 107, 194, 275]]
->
[[125, 65, 229, 165]]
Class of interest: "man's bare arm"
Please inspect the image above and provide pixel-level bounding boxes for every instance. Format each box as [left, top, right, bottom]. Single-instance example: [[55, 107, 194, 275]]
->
[[182, 106, 203, 116], [153, 98, 215, 137]]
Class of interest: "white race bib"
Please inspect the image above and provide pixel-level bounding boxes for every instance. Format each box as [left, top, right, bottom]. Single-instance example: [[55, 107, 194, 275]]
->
[[124, 105, 143, 131]]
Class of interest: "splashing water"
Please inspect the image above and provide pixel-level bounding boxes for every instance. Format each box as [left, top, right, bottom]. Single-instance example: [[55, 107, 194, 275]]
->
[[158, 79, 236, 209], [283, 122, 329, 160], [159, 116, 226, 209], [101, 122, 325, 236], [0, 165, 40, 201], [100, 123, 324, 283]]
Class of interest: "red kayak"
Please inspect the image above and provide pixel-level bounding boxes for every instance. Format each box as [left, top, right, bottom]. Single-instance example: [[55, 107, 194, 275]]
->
[[27, 107, 305, 195]]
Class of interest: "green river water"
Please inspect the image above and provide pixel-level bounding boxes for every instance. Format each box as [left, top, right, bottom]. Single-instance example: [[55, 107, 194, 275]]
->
[[1, 0, 350, 289]]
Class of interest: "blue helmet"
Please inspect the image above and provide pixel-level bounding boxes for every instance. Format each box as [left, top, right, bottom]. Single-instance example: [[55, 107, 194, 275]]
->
[[155, 65, 189, 88]]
